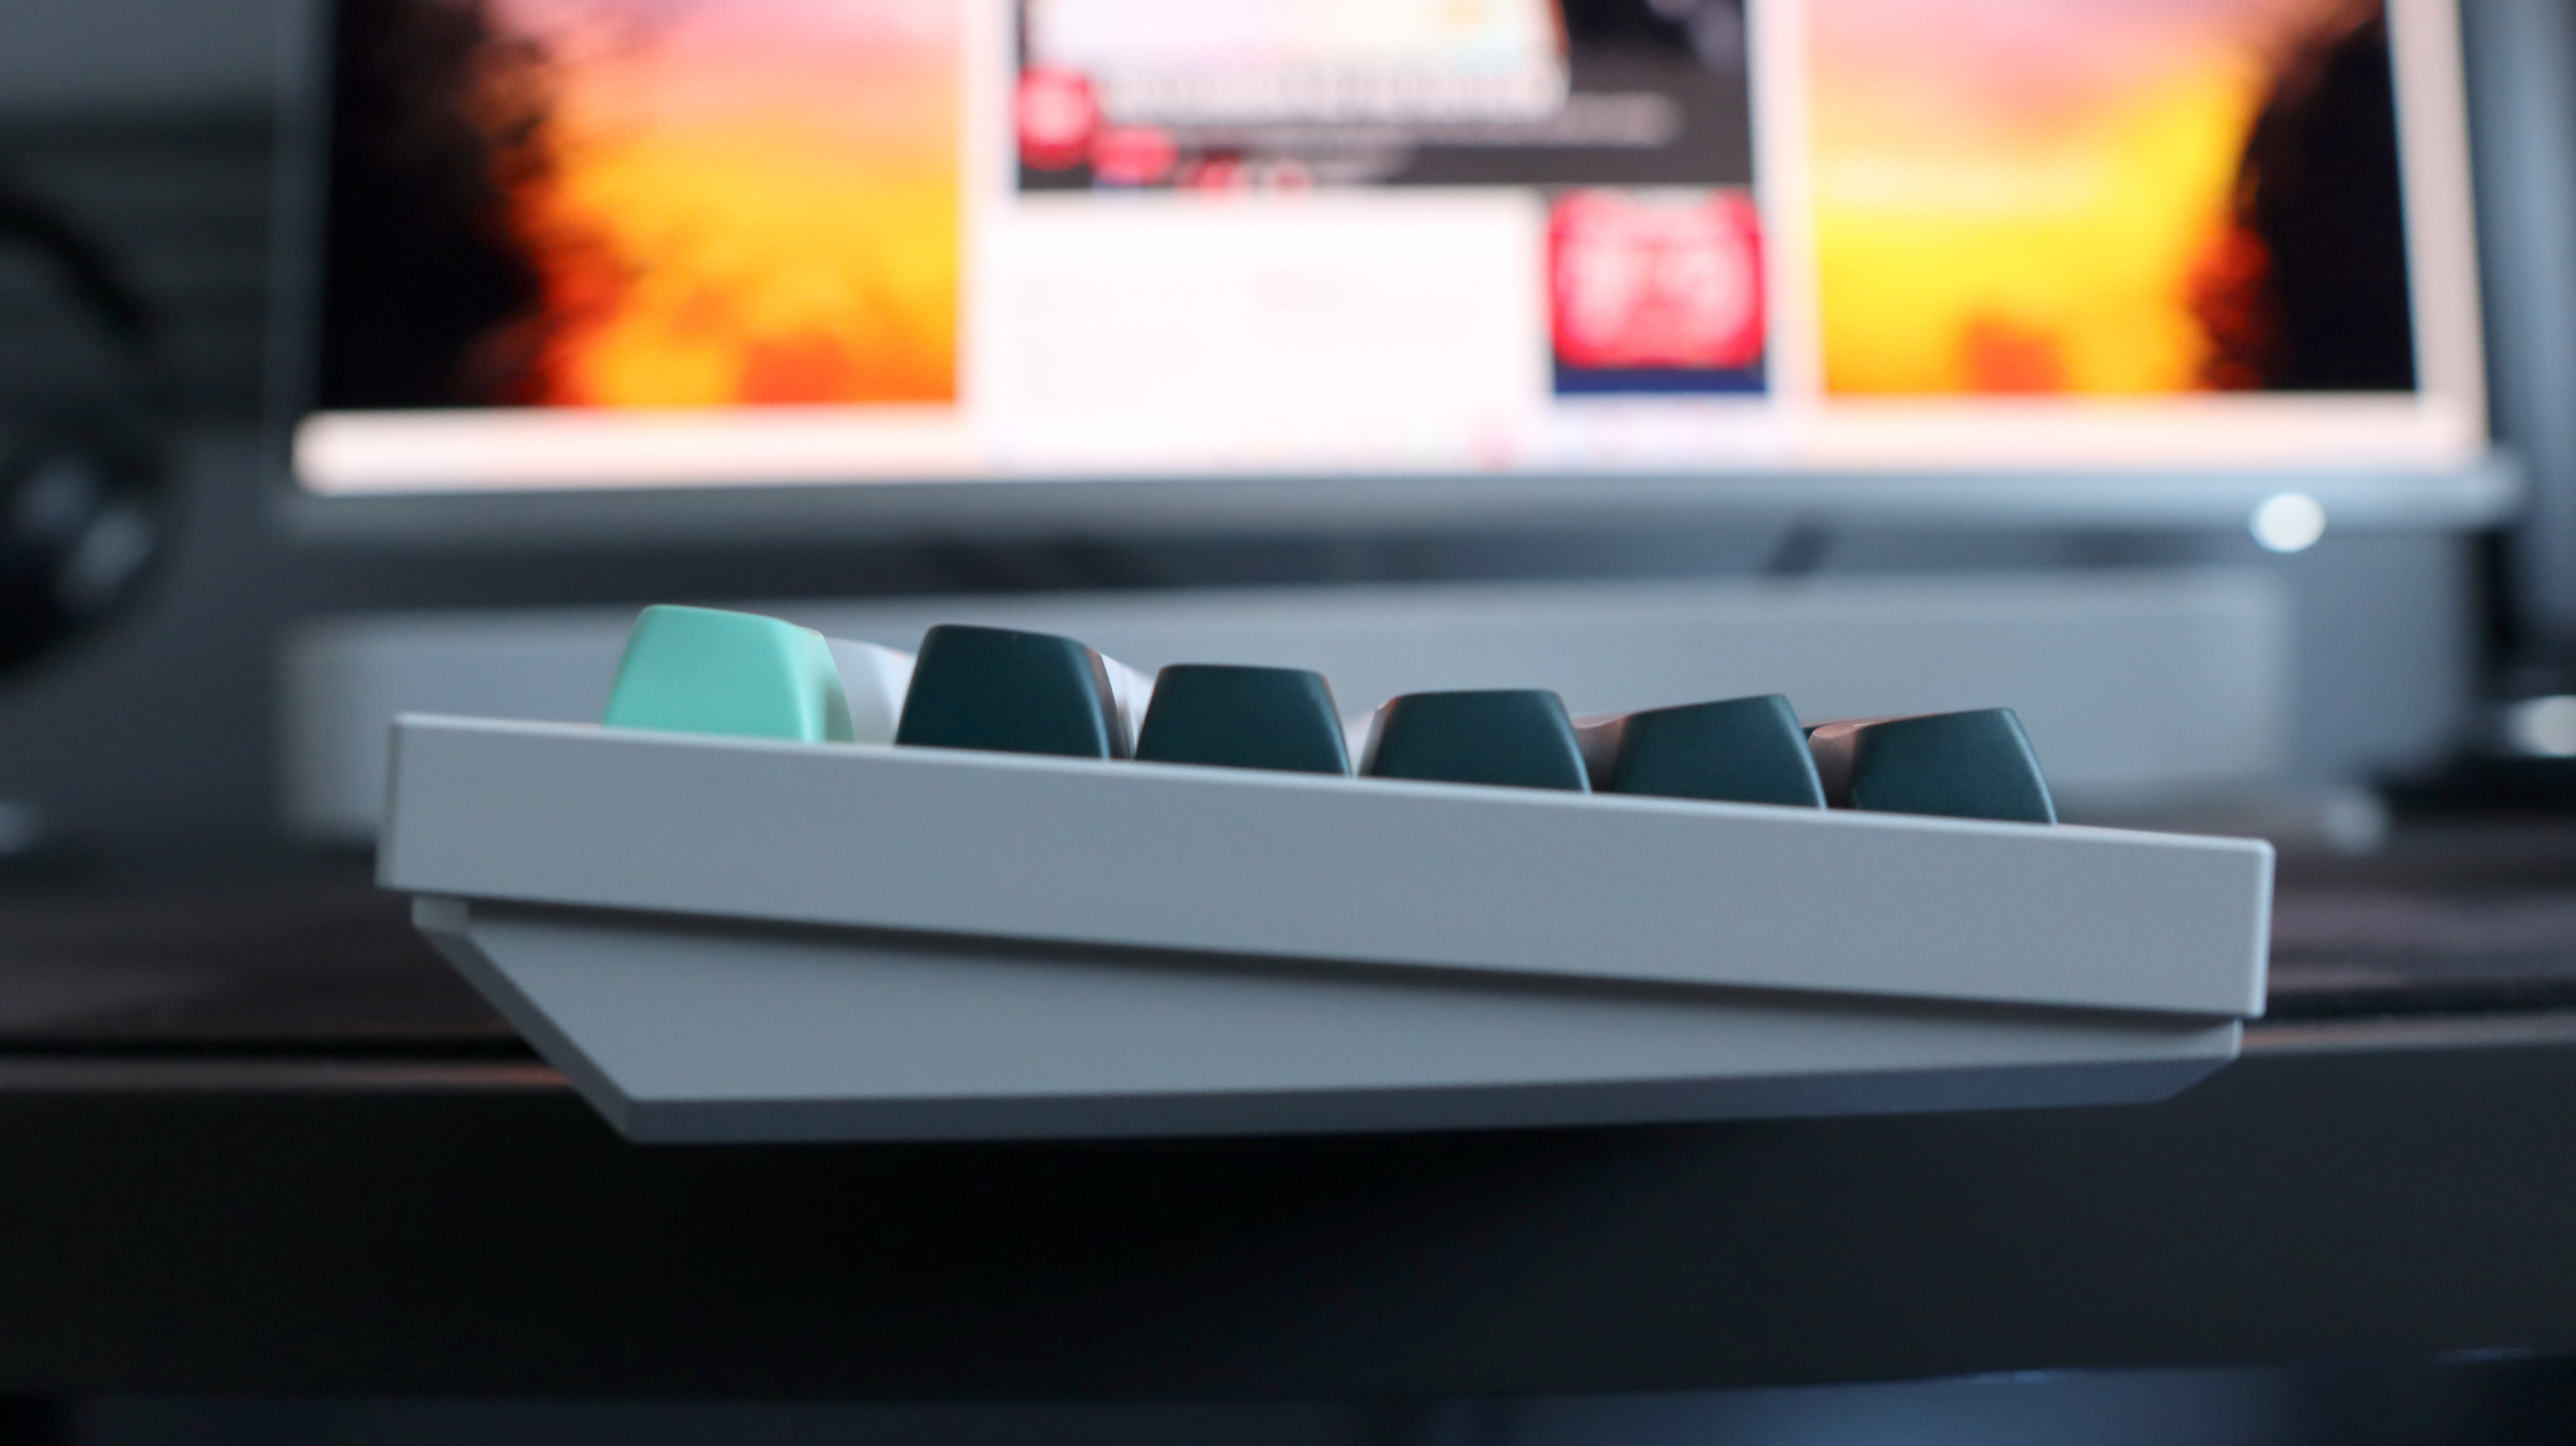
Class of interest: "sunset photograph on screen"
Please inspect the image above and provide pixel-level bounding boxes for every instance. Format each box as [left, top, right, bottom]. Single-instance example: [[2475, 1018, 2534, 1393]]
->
[[318, 0, 962, 410], [1807, 0, 2416, 397]]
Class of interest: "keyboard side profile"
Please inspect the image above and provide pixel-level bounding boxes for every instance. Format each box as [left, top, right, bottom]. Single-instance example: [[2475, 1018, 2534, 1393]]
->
[[382, 714, 2272, 1144]]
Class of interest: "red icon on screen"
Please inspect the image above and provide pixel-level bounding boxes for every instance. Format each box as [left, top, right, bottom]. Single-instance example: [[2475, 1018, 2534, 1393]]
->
[[1018, 68, 1098, 171], [1549, 191, 1764, 370], [1091, 125, 1178, 186]]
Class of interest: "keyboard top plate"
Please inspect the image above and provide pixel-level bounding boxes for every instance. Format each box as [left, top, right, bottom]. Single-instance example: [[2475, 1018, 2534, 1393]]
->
[[383, 716, 2272, 1019]]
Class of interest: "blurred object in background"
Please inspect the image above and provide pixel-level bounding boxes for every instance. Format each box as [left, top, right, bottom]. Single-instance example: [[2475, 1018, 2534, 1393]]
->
[[0, 166, 181, 866], [0, 168, 170, 674]]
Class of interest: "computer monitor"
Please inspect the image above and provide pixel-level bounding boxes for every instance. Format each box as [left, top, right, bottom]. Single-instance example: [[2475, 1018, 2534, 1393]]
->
[[271, 0, 2508, 538]]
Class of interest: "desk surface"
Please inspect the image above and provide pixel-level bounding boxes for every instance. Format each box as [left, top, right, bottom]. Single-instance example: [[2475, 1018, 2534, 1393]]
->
[[0, 828, 2572, 1397]]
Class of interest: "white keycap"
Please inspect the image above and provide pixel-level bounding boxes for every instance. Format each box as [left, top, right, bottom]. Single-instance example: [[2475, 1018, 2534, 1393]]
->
[[1101, 654, 1156, 755], [825, 638, 916, 745]]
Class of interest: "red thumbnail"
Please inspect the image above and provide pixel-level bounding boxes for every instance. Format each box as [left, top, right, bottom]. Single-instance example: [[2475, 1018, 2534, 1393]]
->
[[1549, 191, 1764, 371], [1018, 68, 1098, 171]]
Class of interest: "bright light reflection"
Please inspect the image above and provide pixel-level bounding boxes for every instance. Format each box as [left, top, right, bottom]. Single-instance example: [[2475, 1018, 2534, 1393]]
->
[[2506, 695, 2576, 759], [2250, 491, 2326, 553]]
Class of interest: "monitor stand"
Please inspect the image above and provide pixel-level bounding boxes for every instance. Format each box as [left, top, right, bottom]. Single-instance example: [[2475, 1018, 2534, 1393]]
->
[[283, 568, 2287, 842]]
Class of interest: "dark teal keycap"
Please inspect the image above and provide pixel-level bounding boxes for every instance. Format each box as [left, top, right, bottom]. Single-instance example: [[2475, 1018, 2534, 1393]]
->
[[1362, 690, 1589, 791], [1807, 708, 2055, 823], [894, 624, 1127, 759], [1134, 665, 1351, 775], [1581, 695, 1825, 807]]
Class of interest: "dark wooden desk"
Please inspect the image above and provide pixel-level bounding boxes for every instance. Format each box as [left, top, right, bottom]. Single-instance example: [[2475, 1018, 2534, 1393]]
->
[[0, 831, 2571, 1398]]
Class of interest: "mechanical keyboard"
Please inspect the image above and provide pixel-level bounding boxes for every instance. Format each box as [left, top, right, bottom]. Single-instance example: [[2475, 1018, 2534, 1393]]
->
[[381, 606, 2274, 1143]]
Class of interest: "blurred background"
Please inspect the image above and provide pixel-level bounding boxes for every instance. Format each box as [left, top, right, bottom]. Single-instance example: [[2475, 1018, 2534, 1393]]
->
[[0, 0, 2533, 854], [6, 0, 2576, 1439]]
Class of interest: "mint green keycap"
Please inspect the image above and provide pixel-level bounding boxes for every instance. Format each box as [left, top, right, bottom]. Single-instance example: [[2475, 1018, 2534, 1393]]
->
[[602, 606, 855, 743]]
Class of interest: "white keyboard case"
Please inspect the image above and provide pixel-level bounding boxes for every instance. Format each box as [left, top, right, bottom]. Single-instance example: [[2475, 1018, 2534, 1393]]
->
[[382, 715, 2273, 1143]]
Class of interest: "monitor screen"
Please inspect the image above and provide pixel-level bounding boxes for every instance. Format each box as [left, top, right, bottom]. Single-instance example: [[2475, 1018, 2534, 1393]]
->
[[286, 0, 2488, 504]]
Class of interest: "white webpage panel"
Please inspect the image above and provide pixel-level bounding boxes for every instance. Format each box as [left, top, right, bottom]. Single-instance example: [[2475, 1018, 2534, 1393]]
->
[[988, 192, 1551, 473]]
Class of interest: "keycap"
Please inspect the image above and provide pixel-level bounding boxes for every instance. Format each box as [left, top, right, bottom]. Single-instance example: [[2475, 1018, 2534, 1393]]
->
[[602, 605, 855, 744], [1577, 695, 1825, 807], [1135, 664, 1351, 775], [1102, 655, 1156, 753], [1805, 708, 2056, 823], [1361, 689, 1589, 791], [894, 624, 1130, 759], [823, 637, 915, 745]]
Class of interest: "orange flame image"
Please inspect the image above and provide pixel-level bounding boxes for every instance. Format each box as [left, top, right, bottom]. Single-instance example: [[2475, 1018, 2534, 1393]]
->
[[474, 0, 960, 408], [1808, 0, 2389, 396]]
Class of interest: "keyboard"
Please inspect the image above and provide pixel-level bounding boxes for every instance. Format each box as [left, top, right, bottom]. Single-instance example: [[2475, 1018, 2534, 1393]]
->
[[380, 606, 2274, 1144]]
